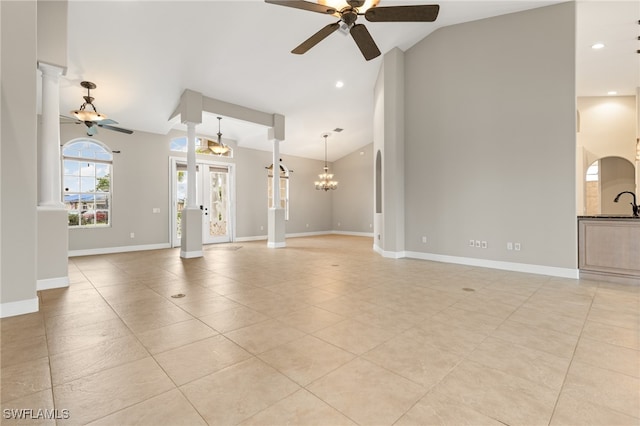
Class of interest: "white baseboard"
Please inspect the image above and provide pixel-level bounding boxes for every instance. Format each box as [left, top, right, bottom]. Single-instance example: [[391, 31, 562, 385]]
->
[[267, 242, 287, 248], [37, 276, 69, 291], [0, 297, 39, 318], [332, 231, 375, 237], [235, 235, 267, 242], [180, 250, 203, 258], [69, 243, 171, 257], [286, 231, 329, 238], [403, 250, 579, 279], [373, 244, 405, 259]]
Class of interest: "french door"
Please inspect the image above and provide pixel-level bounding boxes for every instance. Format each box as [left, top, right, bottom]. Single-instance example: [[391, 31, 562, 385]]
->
[[171, 159, 233, 247]]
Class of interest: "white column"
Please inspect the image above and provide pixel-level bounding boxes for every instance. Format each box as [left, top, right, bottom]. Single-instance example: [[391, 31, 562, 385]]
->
[[272, 138, 280, 208], [267, 133, 286, 248], [36, 62, 69, 290], [186, 122, 197, 208], [180, 121, 203, 258], [38, 62, 64, 207]]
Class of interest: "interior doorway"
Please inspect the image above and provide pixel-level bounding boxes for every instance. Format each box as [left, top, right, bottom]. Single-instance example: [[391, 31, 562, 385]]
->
[[171, 158, 234, 247]]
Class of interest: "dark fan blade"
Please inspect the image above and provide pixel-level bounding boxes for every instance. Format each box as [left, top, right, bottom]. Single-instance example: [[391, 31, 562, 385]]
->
[[265, 0, 336, 15], [365, 5, 440, 22], [97, 123, 134, 134], [292, 22, 340, 54], [350, 24, 381, 61]]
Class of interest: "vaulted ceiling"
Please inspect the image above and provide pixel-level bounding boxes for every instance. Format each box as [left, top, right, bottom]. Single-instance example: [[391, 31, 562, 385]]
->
[[58, 1, 638, 161]]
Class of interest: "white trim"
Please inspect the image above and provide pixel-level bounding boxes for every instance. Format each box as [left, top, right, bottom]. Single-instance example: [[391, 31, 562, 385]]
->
[[0, 297, 39, 318], [69, 243, 171, 257], [37, 205, 66, 212], [403, 250, 579, 279], [237, 231, 373, 242], [235, 235, 268, 242], [267, 242, 287, 248], [373, 245, 406, 259], [37, 276, 69, 291], [287, 231, 330, 238], [332, 231, 375, 238], [180, 250, 204, 258]]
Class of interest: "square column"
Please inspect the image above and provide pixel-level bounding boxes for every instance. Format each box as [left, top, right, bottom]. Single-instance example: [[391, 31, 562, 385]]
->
[[180, 121, 203, 258]]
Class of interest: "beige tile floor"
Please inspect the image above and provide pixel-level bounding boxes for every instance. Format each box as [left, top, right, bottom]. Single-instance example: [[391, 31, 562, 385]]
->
[[1, 235, 639, 425]]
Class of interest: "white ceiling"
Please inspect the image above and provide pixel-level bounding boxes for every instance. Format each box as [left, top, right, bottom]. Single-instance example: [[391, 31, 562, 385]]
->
[[58, 0, 639, 161]]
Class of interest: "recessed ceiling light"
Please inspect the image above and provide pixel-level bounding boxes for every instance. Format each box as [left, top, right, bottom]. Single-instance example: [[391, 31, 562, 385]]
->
[[591, 42, 605, 49], [335, 81, 344, 88], [607, 91, 618, 95]]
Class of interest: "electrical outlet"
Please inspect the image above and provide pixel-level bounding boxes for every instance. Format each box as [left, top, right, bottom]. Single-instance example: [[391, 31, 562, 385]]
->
[[514, 242, 521, 251], [152, 207, 160, 213], [130, 232, 135, 239], [481, 241, 487, 249], [306, 223, 309, 228], [469, 239, 475, 247], [507, 242, 513, 250], [475, 240, 481, 248], [421, 236, 427, 243]]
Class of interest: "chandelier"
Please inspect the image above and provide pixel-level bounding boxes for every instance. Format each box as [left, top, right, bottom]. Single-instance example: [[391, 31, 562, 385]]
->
[[315, 134, 338, 191]]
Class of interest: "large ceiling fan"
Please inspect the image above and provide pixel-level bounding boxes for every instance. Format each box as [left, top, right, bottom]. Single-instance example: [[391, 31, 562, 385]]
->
[[61, 81, 133, 136], [265, 0, 439, 60]]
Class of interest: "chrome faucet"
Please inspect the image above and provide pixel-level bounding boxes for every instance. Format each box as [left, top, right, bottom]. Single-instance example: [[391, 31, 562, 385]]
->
[[613, 191, 639, 217]]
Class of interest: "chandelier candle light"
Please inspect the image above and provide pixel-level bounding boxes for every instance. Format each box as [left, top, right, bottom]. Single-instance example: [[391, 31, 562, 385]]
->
[[315, 134, 338, 191]]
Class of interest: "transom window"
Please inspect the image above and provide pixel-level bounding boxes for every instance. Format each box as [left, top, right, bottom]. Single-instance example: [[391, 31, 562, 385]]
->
[[62, 139, 112, 227]]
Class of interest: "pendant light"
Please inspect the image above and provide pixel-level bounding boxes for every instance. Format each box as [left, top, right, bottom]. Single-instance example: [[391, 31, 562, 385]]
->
[[210, 117, 230, 156], [315, 134, 338, 191]]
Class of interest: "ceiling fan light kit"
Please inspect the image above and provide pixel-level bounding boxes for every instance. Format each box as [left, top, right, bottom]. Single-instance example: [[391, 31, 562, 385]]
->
[[71, 81, 107, 122], [265, 0, 439, 61], [66, 81, 133, 136]]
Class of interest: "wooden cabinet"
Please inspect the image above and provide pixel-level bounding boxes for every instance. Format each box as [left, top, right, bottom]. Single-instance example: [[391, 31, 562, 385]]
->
[[578, 217, 640, 284]]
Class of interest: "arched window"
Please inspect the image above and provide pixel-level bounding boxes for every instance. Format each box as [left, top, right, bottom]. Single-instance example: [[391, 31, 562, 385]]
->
[[62, 139, 113, 227], [267, 160, 290, 220]]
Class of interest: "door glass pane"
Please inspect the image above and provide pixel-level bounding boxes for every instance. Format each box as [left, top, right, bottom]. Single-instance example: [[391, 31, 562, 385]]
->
[[176, 169, 188, 239], [209, 171, 228, 237]]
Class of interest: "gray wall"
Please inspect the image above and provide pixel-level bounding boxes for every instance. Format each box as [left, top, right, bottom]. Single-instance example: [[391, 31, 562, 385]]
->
[[404, 3, 577, 269], [332, 143, 374, 234], [1, 1, 39, 309], [62, 126, 172, 251], [37, 0, 67, 68], [61, 125, 364, 252]]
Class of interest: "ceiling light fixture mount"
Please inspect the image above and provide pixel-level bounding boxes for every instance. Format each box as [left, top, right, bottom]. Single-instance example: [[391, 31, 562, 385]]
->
[[315, 133, 338, 191], [71, 81, 107, 122]]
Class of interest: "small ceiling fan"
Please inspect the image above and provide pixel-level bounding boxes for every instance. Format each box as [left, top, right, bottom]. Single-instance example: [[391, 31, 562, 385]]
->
[[265, 0, 439, 61], [61, 81, 133, 136]]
